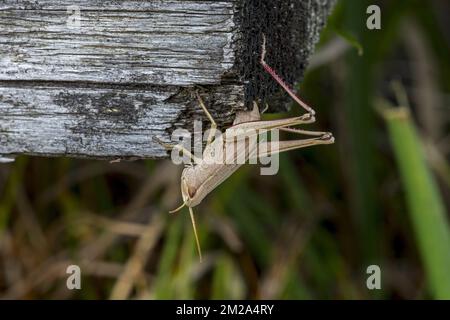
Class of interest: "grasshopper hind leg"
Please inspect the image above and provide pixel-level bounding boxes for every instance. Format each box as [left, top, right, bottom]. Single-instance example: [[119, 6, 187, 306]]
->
[[250, 129, 334, 160], [260, 34, 315, 117]]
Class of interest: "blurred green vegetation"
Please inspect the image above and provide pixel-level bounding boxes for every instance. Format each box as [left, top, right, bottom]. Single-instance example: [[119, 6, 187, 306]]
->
[[0, 0, 449, 299]]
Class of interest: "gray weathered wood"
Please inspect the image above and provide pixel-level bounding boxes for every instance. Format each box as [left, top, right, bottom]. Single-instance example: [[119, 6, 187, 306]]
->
[[0, 0, 235, 85], [0, 83, 244, 158], [0, 0, 335, 159]]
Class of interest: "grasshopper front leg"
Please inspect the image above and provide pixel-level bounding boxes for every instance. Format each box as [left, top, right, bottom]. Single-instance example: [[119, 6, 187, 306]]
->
[[153, 90, 218, 162], [196, 91, 218, 147], [152, 136, 201, 164]]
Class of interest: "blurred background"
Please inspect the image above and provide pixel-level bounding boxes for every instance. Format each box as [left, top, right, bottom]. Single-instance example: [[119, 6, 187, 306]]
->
[[0, 0, 449, 299]]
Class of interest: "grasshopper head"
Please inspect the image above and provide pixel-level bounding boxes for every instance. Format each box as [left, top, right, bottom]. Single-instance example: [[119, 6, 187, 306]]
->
[[169, 173, 196, 213], [179, 173, 203, 262], [181, 173, 199, 207], [180, 167, 206, 208], [181, 177, 191, 202]]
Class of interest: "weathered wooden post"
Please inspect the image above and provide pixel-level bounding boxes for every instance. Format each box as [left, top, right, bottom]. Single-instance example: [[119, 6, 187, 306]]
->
[[0, 0, 335, 160]]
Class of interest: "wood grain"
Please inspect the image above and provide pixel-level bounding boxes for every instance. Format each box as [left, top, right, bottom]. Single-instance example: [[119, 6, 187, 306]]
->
[[0, 83, 244, 159], [0, 0, 235, 85], [0, 0, 335, 159]]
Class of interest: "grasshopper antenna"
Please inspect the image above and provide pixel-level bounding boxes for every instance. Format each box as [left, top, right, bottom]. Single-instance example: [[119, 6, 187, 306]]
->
[[169, 202, 186, 214], [260, 34, 315, 116], [189, 207, 203, 262]]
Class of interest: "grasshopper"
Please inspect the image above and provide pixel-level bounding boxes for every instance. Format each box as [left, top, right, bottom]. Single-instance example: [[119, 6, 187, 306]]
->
[[155, 36, 334, 261]]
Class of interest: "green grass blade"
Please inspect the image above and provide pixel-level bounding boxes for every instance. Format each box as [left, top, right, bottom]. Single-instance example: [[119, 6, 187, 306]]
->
[[153, 216, 183, 299], [383, 107, 450, 299], [211, 254, 245, 299]]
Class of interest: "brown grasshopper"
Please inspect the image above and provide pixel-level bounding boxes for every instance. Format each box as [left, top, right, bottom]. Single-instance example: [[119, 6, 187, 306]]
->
[[155, 37, 334, 261]]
